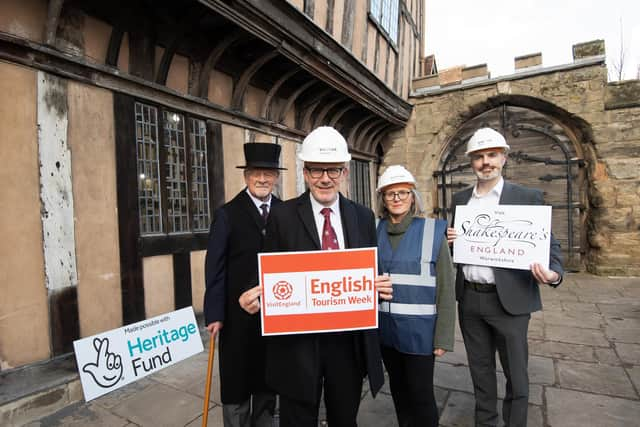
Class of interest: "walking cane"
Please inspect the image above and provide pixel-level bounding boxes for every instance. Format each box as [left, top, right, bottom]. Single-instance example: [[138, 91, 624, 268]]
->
[[202, 336, 215, 427]]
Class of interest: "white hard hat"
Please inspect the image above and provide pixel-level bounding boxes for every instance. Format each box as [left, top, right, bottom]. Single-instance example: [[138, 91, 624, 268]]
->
[[376, 165, 416, 192], [298, 126, 351, 163], [465, 128, 510, 155]]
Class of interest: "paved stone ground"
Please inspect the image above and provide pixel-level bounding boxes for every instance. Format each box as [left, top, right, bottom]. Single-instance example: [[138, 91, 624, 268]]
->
[[24, 273, 640, 426]]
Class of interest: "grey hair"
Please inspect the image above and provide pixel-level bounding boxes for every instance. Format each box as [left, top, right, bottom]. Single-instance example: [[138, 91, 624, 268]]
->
[[376, 188, 425, 219]]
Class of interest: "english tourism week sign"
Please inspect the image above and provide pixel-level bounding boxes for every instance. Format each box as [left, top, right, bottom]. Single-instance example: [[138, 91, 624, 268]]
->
[[259, 248, 378, 335]]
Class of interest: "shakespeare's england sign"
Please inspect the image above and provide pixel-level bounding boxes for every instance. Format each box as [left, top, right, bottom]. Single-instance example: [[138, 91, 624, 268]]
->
[[73, 307, 203, 401], [453, 205, 552, 270], [259, 248, 378, 335]]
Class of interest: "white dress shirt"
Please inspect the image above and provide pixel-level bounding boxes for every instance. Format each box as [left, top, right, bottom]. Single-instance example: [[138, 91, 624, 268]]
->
[[309, 195, 346, 249], [245, 188, 272, 215], [462, 177, 504, 284]]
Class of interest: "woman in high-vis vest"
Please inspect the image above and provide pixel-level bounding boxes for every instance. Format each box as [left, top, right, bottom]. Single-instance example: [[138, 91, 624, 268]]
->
[[376, 165, 456, 427]]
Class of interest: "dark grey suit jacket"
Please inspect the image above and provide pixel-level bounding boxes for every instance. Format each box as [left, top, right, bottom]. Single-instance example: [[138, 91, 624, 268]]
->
[[451, 181, 564, 315], [262, 191, 384, 403]]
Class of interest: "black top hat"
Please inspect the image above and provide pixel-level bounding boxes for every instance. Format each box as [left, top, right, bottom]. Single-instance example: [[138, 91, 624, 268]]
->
[[236, 143, 287, 170]]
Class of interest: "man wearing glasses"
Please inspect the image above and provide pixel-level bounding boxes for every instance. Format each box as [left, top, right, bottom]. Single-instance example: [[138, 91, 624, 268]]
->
[[204, 143, 286, 427], [263, 126, 392, 427]]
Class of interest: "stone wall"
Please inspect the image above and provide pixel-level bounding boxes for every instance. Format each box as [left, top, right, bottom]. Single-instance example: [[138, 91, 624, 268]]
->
[[384, 41, 640, 276]]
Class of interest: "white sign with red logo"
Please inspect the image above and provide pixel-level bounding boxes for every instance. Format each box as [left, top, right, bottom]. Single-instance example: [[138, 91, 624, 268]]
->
[[453, 204, 552, 270], [259, 248, 378, 335]]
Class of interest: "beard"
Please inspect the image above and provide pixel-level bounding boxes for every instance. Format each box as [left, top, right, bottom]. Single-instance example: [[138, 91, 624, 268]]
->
[[474, 167, 501, 181]]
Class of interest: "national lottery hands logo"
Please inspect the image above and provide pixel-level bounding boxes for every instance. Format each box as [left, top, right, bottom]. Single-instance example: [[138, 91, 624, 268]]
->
[[272, 280, 293, 300], [82, 337, 124, 389]]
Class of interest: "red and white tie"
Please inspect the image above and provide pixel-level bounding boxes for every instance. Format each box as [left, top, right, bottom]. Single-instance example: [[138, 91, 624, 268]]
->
[[320, 208, 339, 250]]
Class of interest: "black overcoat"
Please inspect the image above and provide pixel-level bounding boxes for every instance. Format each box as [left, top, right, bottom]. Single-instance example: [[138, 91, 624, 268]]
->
[[262, 191, 385, 404], [203, 189, 281, 403]]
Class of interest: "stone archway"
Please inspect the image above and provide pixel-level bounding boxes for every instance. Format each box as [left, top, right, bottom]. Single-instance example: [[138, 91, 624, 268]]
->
[[435, 104, 588, 271]]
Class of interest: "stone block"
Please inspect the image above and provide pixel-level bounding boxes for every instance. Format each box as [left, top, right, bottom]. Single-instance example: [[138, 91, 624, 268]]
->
[[530, 339, 597, 362], [515, 53, 542, 70], [29, 402, 131, 427], [605, 80, 640, 110], [439, 66, 463, 87], [356, 390, 398, 427], [543, 310, 603, 329], [546, 387, 640, 427], [615, 342, 640, 364], [595, 348, 623, 366], [109, 383, 203, 426], [413, 74, 439, 91], [545, 325, 610, 347], [572, 40, 605, 60], [556, 360, 636, 398], [606, 159, 640, 179]]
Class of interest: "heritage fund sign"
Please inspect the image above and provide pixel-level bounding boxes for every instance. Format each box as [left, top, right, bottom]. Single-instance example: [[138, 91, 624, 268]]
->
[[259, 248, 378, 335], [453, 205, 552, 270], [73, 307, 203, 401]]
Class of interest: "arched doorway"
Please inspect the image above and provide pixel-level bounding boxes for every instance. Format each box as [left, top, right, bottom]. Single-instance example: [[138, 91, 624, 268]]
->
[[435, 105, 587, 271]]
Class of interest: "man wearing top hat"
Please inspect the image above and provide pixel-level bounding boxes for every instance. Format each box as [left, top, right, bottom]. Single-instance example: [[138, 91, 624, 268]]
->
[[204, 142, 286, 427]]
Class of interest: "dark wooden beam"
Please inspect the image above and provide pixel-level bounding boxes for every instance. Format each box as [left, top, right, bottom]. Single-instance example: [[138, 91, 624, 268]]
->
[[341, 0, 355, 49], [260, 67, 300, 119], [348, 115, 377, 151], [197, 0, 412, 125], [44, 0, 65, 46], [365, 123, 393, 153], [354, 119, 385, 153], [113, 93, 145, 324], [312, 97, 345, 129], [0, 32, 307, 144], [105, 27, 124, 67], [231, 50, 279, 110], [156, 8, 203, 85], [197, 28, 244, 99], [278, 79, 318, 124], [299, 87, 333, 130], [326, 0, 335, 35], [328, 103, 357, 127]]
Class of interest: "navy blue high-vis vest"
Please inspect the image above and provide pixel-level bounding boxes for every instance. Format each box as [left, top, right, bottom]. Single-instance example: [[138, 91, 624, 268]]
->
[[377, 217, 447, 355]]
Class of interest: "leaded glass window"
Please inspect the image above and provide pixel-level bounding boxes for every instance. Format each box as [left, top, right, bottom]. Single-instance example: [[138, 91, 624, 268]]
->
[[190, 118, 210, 231], [135, 102, 162, 234], [163, 111, 189, 233], [134, 102, 211, 236], [369, 0, 399, 44], [350, 159, 372, 208]]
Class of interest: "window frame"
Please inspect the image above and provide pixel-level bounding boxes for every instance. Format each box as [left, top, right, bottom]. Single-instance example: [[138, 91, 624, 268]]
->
[[368, 0, 400, 49], [130, 99, 219, 256], [349, 158, 373, 209]]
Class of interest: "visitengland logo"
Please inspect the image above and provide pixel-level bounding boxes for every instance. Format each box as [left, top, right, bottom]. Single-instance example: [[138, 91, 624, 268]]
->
[[82, 337, 124, 389], [272, 280, 293, 300]]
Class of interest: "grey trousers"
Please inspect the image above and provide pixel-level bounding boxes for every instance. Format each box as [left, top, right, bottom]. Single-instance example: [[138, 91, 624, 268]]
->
[[459, 287, 531, 427], [223, 392, 276, 427]]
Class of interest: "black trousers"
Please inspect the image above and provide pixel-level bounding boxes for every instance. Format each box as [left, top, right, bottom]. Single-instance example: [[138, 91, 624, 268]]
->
[[459, 287, 531, 427], [279, 333, 363, 427], [381, 346, 438, 427]]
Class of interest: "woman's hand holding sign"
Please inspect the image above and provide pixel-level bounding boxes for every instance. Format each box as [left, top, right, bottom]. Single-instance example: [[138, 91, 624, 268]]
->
[[239, 285, 262, 314], [375, 274, 393, 301]]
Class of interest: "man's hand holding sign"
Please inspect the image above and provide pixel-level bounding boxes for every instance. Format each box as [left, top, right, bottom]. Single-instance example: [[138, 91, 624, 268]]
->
[[448, 205, 560, 285]]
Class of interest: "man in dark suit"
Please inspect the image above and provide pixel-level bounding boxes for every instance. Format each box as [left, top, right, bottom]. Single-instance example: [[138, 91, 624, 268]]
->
[[204, 142, 286, 427], [447, 128, 563, 427], [263, 126, 392, 427]]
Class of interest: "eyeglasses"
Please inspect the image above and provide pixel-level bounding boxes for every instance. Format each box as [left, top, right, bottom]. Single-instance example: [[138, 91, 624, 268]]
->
[[305, 167, 344, 179], [383, 190, 412, 201]]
